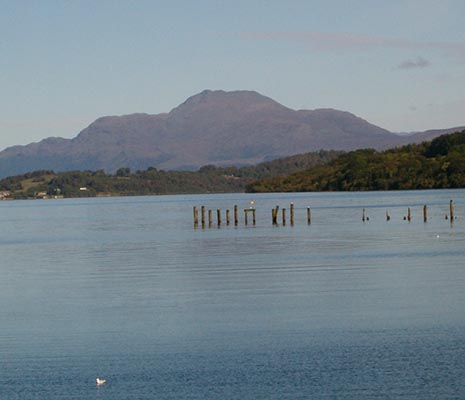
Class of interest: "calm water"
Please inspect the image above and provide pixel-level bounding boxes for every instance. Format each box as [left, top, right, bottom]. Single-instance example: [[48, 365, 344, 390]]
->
[[1, 190, 465, 399]]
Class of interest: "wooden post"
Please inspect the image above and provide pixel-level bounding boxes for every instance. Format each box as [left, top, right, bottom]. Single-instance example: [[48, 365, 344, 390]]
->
[[450, 200, 454, 221], [217, 209, 221, 226], [386, 211, 390, 221], [362, 208, 366, 222], [201, 206, 206, 227], [282, 208, 286, 226], [290, 203, 294, 226], [234, 205, 238, 226], [252, 209, 256, 225], [208, 209, 213, 227], [307, 207, 311, 225], [226, 209, 230, 225], [193, 206, 199, 227], [423, 205, 427, 223], [407, 207, 411, 222], [272, 206, 279, 225], [244, 209, 248, 225]]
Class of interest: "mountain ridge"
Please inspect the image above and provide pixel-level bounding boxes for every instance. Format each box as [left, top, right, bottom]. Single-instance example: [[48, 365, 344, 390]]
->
[[0, 89, 463, 179]]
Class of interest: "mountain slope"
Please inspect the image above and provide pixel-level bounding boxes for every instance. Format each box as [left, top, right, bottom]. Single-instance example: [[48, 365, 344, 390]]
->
[[0, 90, 462, 178], [246, 129, 465, 192]]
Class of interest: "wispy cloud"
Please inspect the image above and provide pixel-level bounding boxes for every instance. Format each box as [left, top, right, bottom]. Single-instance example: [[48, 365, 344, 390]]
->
[[397, 57, 431, 69], [237, 31, 465, 60], [239, 31, 411, 52]]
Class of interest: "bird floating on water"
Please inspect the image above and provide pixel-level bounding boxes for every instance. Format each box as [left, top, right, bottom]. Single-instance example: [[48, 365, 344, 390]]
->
[[96, 378, 106, 386]]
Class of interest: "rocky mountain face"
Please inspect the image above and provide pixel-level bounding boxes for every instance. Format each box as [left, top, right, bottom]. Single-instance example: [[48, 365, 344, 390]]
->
[[0, 90, 462, 178]]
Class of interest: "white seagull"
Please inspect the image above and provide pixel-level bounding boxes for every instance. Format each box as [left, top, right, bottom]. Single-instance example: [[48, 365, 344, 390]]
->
[[96, 378, 106, 386]]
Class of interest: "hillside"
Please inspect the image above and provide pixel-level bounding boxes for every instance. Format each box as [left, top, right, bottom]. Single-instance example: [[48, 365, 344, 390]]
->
[[0, 150, 340, 199], [246, 130, 465, 192], [1, 90, 462, 179]]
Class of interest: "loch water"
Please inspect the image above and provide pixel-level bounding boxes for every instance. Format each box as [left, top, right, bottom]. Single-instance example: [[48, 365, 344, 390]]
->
[[1, 190, 465, 399]]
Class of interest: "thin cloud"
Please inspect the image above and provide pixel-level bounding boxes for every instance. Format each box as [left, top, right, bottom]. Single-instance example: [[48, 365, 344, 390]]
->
[[239, 31, 414, 52], [397, 57, 431, 69], [237, 31, 465, 59]]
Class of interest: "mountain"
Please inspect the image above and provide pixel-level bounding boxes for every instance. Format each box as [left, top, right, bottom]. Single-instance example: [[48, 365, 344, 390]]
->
[[0, 90, 462, 179]]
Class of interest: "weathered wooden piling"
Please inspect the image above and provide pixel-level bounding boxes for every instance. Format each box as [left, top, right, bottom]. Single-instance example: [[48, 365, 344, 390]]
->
[[226, 209, 230, 225], [208, 209, 213, 227], [362, 208, 366, 222], [290, 203, 294, 225], [193, 206, 199, 227], [407, 207, 411, 222], [386, 211, 390, 221], [234, 205, 238, 226], [450, 200, 454, 221], [272, 208, 277, 225], [282, 208, 286, 225], [201, 206, 206, 227], [272, 206, 279, 225], [423, 205, 428, 223], [244, 209, 256, 226], [217, 209, 221, 226], [307, 207, 311, 225]]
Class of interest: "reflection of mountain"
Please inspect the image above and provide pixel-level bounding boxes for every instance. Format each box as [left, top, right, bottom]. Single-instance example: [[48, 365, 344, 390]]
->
[[0, 89, 462, 178]]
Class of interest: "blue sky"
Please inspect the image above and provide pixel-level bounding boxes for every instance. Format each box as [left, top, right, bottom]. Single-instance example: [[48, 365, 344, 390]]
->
[[1, 0, 464, 150]]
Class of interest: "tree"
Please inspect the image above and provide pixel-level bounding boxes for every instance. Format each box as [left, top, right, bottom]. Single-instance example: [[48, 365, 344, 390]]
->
[[116, 167, 131, 177]]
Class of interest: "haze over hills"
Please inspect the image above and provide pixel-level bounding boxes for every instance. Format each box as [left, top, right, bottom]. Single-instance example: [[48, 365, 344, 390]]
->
[[0, 90, 463, 179]]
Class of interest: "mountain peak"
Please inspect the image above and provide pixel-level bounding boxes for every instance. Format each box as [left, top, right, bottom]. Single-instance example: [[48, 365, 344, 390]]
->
[[170, 89, 286, 116]]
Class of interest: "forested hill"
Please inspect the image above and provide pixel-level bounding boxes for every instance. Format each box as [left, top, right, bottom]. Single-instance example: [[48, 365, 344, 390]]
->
[[0, 150, 340, 199], [246, 130, 465, 192]]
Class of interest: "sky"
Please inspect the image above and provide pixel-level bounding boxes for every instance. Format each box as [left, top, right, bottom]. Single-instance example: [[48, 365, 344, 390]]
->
[[1, 0, 465, 151]]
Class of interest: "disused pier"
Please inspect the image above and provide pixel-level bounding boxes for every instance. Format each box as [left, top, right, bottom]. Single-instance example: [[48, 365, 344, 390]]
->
[[193, 199, 458, 228]]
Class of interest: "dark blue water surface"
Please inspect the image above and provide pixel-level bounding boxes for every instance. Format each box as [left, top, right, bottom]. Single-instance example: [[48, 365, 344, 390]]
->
[[1, 190, 465, 399]]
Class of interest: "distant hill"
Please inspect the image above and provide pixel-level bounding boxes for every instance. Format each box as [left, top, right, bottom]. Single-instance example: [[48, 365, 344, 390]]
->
[[246, 130, 465, 192], [0, 89, 463, 179], [0, 150, 341, 199]]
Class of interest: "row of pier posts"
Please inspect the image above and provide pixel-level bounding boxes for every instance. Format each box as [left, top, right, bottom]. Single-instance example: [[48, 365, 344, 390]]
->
[[194, 203, 312, 228], [194, 199, 457, 228], [363, 200, 456, 223], [193, 205, 257, 228], [271, 203, 312, 226]]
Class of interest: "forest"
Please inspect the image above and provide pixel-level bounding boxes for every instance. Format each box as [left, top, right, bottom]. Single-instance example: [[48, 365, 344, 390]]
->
[[0, 150, 339, 199], [246, 130, 465, 192]]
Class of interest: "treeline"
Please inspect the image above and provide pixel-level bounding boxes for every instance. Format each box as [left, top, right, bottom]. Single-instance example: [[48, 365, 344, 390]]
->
[[0, 150, 340, 199], [246, 130, 465, 192]]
